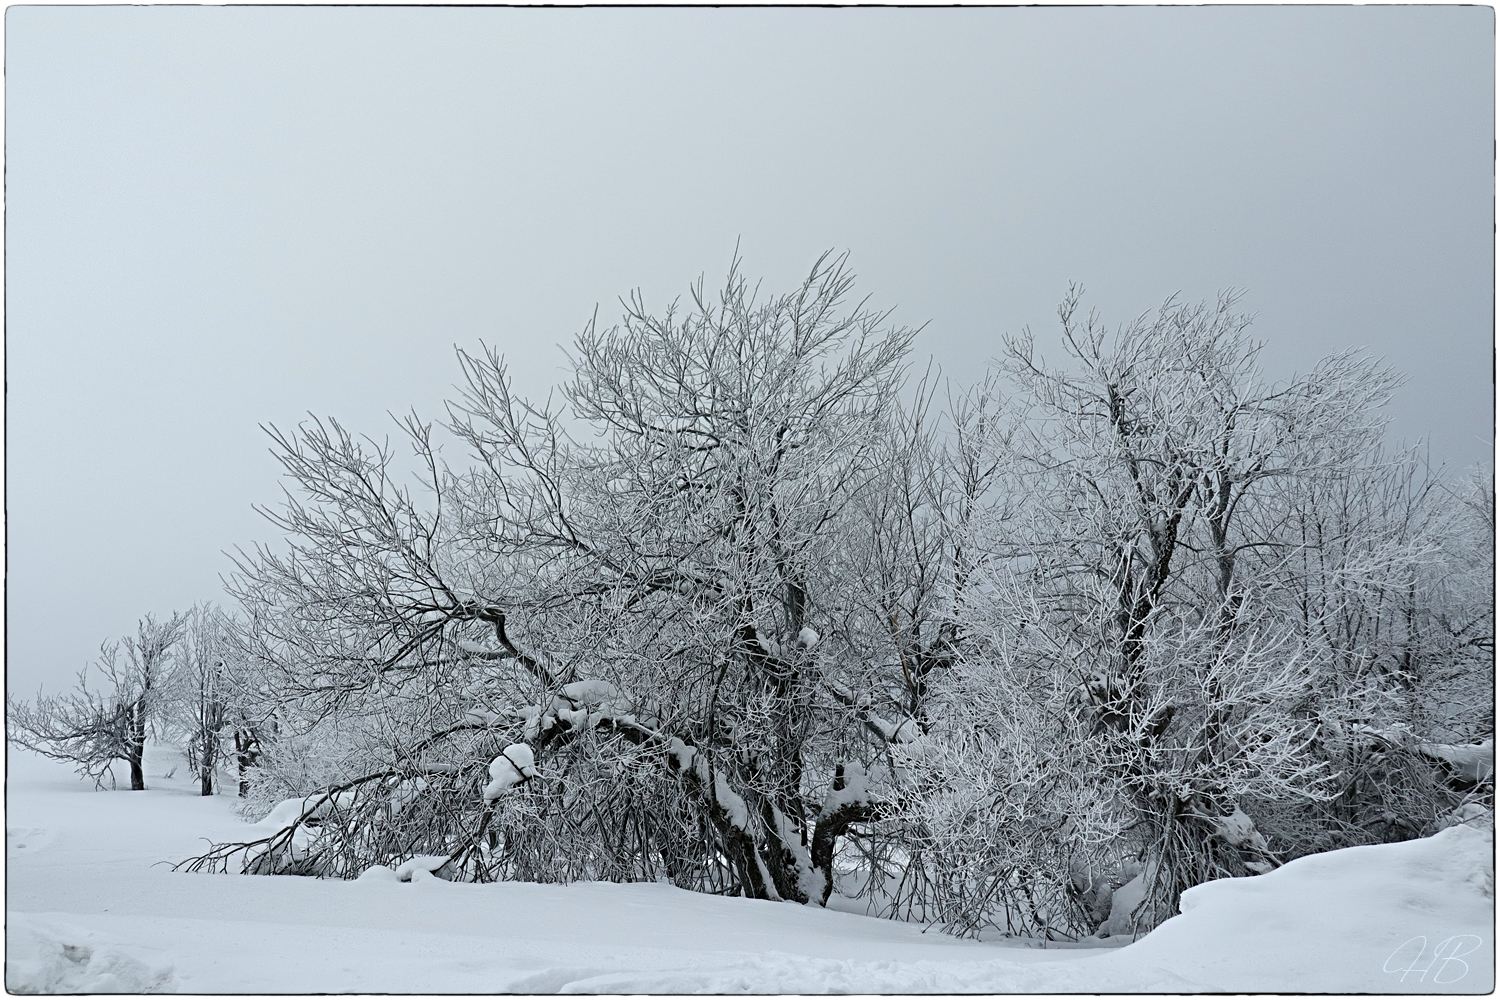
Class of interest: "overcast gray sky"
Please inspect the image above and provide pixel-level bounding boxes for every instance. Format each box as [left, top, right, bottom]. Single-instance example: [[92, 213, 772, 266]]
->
[[7, 5, 1493, 694]]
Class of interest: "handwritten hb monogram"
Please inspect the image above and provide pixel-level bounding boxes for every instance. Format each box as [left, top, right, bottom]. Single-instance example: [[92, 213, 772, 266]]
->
[[1382, 935, 1483, 984]]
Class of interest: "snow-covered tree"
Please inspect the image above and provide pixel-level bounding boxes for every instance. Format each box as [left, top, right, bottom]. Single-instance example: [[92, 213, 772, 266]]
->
[[176, 268, 1491, 940], [911, 287, 1423, 934], [168, 604, 254, 797], [1252, 452, 1494, 856], [10, 613, 187, 790], [192, 254, 932, 901]]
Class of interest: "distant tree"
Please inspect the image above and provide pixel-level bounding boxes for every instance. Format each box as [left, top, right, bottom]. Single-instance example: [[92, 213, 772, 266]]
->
[[172, 605, 233, 796], [9, 613, 187, 790], [9, 659, 134, 789], [210, 612, 281, 799]]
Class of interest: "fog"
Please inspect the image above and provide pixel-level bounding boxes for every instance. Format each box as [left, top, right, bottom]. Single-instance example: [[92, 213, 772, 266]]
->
[[7, 5, 1492, 693]]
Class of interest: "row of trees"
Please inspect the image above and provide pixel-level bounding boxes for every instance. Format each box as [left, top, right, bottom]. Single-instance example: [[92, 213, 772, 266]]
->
[[9, 606, 267, 796], [11, 254, 1492, 938]]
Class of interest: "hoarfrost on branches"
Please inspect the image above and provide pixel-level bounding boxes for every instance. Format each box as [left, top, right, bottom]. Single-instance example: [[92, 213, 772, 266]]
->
[[135, 259, 1490, 941]]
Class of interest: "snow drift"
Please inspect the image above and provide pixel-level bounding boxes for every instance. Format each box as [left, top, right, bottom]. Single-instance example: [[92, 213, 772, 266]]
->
[[5, 749, 1494, 993], [6, 918, 176, 995]]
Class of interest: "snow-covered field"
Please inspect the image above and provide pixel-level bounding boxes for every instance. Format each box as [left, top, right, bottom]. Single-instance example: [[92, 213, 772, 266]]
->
[[6, 747, 1493, 994]]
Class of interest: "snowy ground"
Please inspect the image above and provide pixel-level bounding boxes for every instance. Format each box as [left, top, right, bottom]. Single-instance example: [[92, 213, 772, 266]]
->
[[6, 746, 1494, 994]]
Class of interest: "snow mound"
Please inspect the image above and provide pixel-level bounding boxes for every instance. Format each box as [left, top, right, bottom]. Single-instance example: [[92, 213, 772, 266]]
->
[[563, 827, 1495, 993], [394, 855, 451, 882], [1123, 822, 1495, 992], [6, 916, 176, 994], [355, 864, 401, 883]]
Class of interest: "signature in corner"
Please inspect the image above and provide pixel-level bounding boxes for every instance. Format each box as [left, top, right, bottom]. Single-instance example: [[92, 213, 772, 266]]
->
[[1383, 935, 1484, 985]]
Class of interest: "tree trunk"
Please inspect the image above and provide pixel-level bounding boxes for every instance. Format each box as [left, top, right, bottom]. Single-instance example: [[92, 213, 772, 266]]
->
[[234, 729, 259, 797], [128, 747, 146, 790], [811, 799, 874, 905], [758, 799, 809, 904], [199, 729, 216, 796], [126, 701, 147, 790]]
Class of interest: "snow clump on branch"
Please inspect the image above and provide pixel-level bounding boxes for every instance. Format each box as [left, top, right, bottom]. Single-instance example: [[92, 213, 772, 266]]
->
[[482, 744, 538, 801]]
